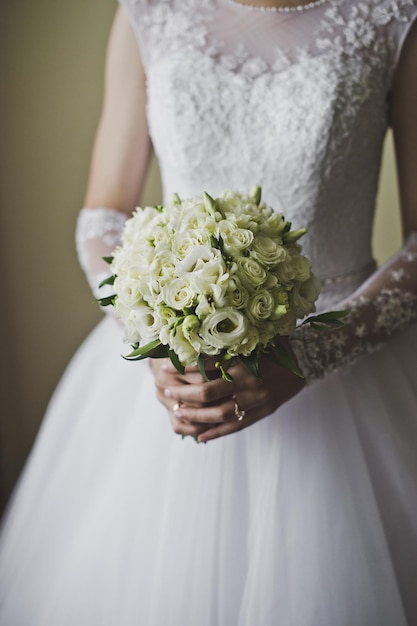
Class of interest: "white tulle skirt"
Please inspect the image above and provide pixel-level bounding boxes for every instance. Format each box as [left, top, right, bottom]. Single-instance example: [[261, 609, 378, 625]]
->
[[1, 316, 417, 626]]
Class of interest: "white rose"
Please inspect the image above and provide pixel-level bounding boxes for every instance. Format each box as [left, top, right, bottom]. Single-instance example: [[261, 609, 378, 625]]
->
[[226, 276, 249, 309], [148, 225, 171, 247], [290, 254, 312, 282], [119, 303, 162, 345], [272, 259, 296, 285], [114, 276, 144, 309], [251, 236, 286, 267], [171, 230, 211, 259], [290, 274, 320, 317], [218, 220, 254, 255], [123, 206, 160, 242], [113, 300, 140, 344], [134, 306, 164, 342], [150, 250, 177, 284], [199, 308, 248, 351], [237, 257, 267, 288], [160, 277, 196, 311], [247, 290, 275, 321], [299, 274, 321, 306], [178, 246, 229, 304], [177, 245, 220, 274]]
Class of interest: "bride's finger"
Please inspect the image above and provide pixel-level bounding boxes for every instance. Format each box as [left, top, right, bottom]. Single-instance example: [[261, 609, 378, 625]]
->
[[197, 410, 253, 443], [163, 376, 236, 406], [171, 391, 255, 425]]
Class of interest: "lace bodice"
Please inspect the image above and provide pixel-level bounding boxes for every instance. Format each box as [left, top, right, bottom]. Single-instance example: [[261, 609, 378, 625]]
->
[[119, 0, 417, 308]]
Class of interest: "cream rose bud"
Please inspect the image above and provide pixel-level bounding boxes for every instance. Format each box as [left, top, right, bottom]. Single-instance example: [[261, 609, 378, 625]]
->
[[161, 277, 196, 311], [247, 290, 275, 321], [162, 324, 199, 366], [182, 315, 204, 353], [237, 257, 267, 288], [199, 308, 249, 350], [290, 254, 312, 282], [251, 236, 286, 267]]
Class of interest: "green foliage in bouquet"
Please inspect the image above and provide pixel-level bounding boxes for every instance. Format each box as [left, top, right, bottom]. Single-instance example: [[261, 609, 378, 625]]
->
[[97, 186, 347, 382]]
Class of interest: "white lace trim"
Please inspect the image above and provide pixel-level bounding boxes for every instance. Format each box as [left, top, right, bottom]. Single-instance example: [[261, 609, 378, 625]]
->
[[76, 208, 129, 300]]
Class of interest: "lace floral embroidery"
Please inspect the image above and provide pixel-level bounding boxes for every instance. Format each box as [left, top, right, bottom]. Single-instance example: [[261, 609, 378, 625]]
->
[[290, 234, 417, 382], [76, 208, 129, 300]]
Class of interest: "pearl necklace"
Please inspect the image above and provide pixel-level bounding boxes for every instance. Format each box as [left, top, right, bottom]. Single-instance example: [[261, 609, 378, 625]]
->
[[225, 0, 330, 12]]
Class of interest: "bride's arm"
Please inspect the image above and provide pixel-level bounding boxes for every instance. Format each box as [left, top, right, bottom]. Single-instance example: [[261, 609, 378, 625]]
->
[[289, 20, 417, 382], [76, 7, 151, 299]]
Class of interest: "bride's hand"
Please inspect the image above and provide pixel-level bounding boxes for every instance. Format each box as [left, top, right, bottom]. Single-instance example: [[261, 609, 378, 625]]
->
[[151, 359, 218, 440], [151, 352, 305, 443]]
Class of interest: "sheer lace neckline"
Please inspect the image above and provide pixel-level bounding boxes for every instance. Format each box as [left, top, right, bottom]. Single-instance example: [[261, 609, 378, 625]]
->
[[222, 0, 331, 12]]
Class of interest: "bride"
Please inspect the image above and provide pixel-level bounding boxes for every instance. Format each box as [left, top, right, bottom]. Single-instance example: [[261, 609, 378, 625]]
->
[[1, 0, 417, 624]]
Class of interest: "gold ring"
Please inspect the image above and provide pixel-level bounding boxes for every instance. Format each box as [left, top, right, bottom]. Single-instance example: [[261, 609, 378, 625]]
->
[[173, 401, 182, 413], [233, 397, 245, 421]]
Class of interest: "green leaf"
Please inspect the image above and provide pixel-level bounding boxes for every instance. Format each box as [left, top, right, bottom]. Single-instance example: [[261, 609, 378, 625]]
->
[[215, 361, 234, 383], [197, 355, 211, 382], [269, 340, 304, 378], [123, 339, 163, 360], [168, 349, 185, 375], [98, 275, 116, 289], [303, 309, 350, 330], [102, 256, 114, 265], [96, 295, 116, 307], [306, 310, 349, 322], [239, 353, 262, 382]]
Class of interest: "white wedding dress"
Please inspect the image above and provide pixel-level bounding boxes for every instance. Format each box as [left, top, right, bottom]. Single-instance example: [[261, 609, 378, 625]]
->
[[2, 1, 417, 624]]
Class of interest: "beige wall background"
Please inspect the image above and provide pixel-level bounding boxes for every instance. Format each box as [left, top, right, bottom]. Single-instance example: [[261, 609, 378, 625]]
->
[[0, 1, 402, 507]]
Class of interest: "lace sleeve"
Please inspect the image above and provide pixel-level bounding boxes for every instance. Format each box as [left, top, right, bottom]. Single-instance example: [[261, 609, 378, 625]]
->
[[75, 207, 129, 301], [289, 233, 417, 382]]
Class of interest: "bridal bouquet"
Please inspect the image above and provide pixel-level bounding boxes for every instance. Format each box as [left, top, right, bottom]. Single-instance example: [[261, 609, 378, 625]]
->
[[98, 187, 346, 381]]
